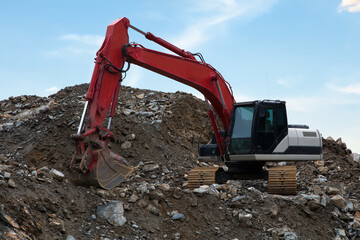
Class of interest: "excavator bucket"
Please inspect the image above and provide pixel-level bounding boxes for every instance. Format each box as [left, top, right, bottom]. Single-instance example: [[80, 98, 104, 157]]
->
[[71, 143, 134, 189], [96, 147, 134, 189]]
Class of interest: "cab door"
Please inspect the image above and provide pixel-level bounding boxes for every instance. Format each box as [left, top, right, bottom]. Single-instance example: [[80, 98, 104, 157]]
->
[[228, 105, 255, 154], [254, 103, 287, 153]]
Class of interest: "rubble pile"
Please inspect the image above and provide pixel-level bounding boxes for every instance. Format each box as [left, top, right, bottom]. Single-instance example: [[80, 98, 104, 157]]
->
[[0, 84, 359, 240]]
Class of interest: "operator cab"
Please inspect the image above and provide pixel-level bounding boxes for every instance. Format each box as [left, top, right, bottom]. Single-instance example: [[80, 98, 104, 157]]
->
[[198, 100, 322, 162], [229, 100, 287, 155]]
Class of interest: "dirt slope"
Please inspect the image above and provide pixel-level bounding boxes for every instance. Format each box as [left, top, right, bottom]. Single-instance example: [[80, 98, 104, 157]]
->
[[0, 84, 359, 240]]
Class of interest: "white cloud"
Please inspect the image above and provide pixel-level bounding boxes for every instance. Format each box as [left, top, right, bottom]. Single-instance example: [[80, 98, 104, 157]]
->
[[60, 34, 104, 46], [276, 76, 301, 87], [285, 96, 325, 113], [46, 86, 59, 93], [45, 34, 104, 58], [172, 0, 277, 49], [327, 83, 360, 94], [338, 0, 360, 12]]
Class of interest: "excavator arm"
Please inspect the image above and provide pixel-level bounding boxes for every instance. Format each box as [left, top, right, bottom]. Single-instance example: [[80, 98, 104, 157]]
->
[[71, 17, 235, 189]]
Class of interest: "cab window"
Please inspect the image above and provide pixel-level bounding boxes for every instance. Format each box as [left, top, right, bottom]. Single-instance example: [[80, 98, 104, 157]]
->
[[230, 106, 254, 154]]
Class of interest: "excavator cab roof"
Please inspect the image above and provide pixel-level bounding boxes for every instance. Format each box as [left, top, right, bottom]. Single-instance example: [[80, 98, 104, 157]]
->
[[233, 100, 286, 107]]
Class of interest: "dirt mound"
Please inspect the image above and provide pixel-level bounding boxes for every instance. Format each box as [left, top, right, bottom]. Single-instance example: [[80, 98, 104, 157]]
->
[[0, 84, 359, 240]]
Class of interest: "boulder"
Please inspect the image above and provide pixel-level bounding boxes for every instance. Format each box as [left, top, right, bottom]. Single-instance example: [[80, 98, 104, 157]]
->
[[331, 195, 347, 211], [308, 200, 322, 211], [96, 201, 127, 227], [327, 187, 341, 195], [143, 163, 159, 172], [121, 141, 132, 149], [172, 213, 185, 220]]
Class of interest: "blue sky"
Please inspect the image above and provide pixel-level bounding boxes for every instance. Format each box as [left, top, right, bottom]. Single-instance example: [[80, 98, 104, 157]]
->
[[1, 0, 359, 153]]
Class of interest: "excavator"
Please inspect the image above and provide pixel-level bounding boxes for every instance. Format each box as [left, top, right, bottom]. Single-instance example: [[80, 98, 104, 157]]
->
[[70, 17, 322, 195]]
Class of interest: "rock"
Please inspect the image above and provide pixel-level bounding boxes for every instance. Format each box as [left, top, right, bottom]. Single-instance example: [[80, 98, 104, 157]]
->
[[230, 186, 237, 196], [137, 198, 148, 208], [326, 136, 335, 141], [270, 204, 278, 217], [232, 210, 239, 217], [351, 199, 360, 211], [121, 141, 132, 149], [136, 111, 154, 117], [128, 194, 139, 203], [352, 153, 359, 162], [36, 203, 46, 213], [171, 213, 185, 220], [308, 200, 322, 211], [49, 218, 65, 233], [172, 232, 181, 240], [150, 189, 164, 200], [148, 205, 159, 216], [283, 231, 298, 240], [143, 163, 159, 172], [159, 183, 171, 191], [231, 195, 246, 202], [327, 186, 341, 195], [298, 197, 308, 206], [172, 188, 182, 199], [321, 194, 330, 207], [136, 182, 149, 194], [312, 175, 327, 183], [0, 204, 19, 228], [190, 198, 198, 207], [300, 194, 320, 202], [3, 172, 11, 179], [151, 120, 162, 125], [8, 179, 16, 188], [123, 204, 131, 211], [37, 166, 50, 179], [334, 228, 348, 240], [123, 109, 135, 116], [238, 212, 252, 227], [136, 93, 144, 99], [340, 142, 347, 150], [314, 160, 325, 168], [353, 218, 360, 228], [126, 133, 136, 141], [96, 201, 127, 227], [208, 184, 220, 197], [346, 201, 354, 212], [193, 185, 210, 195], [310, 185, 322, 195], [161, 165, 170, 174], [318, 166, 328, 174], [331, 195, 348, 211], [96, 189, 109, 198], [336, 137, 343, 145], [66, 235, 76, 240], [50, 168, 65, 181]]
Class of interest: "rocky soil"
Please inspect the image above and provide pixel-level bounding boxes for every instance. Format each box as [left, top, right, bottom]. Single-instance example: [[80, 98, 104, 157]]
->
[[0, 84, 359, 240]]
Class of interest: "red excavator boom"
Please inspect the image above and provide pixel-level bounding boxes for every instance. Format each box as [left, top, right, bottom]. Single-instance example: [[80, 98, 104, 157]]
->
[[71, 17, 235, 189]]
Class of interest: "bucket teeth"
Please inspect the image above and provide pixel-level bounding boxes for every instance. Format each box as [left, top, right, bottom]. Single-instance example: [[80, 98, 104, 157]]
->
[[268, 165, 297, 195]]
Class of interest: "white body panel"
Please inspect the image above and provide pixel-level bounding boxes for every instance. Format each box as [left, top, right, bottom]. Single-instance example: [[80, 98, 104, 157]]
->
[[228, 153, 322, 161], [228, 127, 322, 162], [274, 128, 321, 152]]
